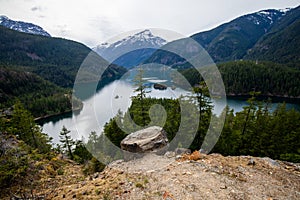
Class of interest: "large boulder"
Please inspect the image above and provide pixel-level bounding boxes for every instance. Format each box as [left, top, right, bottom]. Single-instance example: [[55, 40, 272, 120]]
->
[[121, 126, 169, 155]]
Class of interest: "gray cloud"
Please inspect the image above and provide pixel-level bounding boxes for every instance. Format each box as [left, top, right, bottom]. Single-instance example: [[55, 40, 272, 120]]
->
[[31, 6, 42, 12], [0, 0, 299, 47]]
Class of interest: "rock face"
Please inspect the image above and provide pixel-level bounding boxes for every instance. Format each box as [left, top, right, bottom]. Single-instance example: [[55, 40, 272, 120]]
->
[[121, 126, 169, 154]]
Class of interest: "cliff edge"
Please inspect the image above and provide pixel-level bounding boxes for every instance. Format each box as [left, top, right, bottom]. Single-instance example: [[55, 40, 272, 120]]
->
[[34, 151, 300, 200]]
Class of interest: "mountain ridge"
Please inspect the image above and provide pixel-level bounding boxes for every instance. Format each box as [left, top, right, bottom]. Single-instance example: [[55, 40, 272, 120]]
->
[[0, 15, 51, 37], [145, 7, 299, 68], [0, 25, 126, 88], [245, 6, 300, 68], [191, 8, 293, 62], [93, 29, 167, 68], [0, 25, 127, 116]]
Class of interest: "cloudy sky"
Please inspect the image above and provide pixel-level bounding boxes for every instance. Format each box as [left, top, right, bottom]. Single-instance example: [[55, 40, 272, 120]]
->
[[0, 0, 299, 47]]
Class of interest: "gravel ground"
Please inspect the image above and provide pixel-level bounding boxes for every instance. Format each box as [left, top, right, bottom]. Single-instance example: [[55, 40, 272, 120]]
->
[[35, 152, 300, 199]]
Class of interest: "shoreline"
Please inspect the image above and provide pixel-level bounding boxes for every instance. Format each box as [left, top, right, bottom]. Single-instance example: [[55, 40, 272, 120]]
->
[[34, 106, 82, 122], [35, 95, 300, 123], [225, 94, 300, 104]]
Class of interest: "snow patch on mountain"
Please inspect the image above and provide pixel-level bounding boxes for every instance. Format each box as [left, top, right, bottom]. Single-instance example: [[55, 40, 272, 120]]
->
[[279, 8, 292, 14], [245, 9, 289, 27], [0, 15, 51, 37]]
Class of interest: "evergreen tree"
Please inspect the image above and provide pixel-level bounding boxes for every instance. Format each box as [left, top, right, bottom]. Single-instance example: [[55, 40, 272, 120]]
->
[[59, 126, 75, 160], [189, 82, 212, 151], [8, 101, 52, 153], [132, 67, 149, 126], [73, 140, 93, 164], [10, 101, 37, 147], [193, 81, 211, 119], [104, 116, 127, 148]]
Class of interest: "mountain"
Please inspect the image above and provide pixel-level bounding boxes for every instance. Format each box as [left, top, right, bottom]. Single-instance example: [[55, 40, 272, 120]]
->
[[0, 25, 126, 88], [191, 9, 288, 62], [93, 29, 167, 68], [145, 7, 296, 68], [0, 25, 127, 116], [0, 15, 51, 37], [246, 6, 300, 69]]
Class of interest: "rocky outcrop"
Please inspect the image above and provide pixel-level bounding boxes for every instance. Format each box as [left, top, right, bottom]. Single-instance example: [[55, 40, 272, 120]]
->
[[34, 152, 300, 199], [120, 126, 169, 154]]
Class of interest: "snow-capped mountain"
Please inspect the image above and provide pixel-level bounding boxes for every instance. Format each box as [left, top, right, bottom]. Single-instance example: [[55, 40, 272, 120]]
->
[[189, 8, 291, 63], [0, 15, 51, 37], [245, 8, 290, 27], [145, 7, 295, 68], [93, 29, 167, 68]]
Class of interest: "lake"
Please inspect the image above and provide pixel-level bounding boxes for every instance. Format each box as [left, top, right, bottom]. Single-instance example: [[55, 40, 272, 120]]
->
[[40, 79, 300, 145]]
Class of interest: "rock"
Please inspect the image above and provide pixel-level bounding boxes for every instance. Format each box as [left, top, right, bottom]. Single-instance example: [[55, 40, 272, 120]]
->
[[121, 126, 169, 154], [199, 148, 208, 154], [182, 171, 192, 175], [164, 151, 176, 158], [262, 157, 279, 167], [187, 151, 203, 161], [93, 172, 99, 179], [247, 158, 255, 166], [220, 184, 227, 189], [187, 184, 196, 191], [175, 148, 191, 155], [175, 155, 182, 160]]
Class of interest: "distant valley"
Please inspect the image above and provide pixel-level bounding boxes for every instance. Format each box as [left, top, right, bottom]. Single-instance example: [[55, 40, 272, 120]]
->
[[0, 6, 300, 117]]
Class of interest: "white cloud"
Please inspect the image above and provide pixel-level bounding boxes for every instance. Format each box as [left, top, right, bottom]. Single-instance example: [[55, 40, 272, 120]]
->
[[0, 0, 299, 47]]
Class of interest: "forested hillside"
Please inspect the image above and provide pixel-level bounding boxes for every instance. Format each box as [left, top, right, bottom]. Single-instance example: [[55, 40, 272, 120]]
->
[[0, 26, 127, 117], [0, 26, 89, 87], [145, 6, 300, 74], [246, 6, 300, 69], [191, 9, 286, 62], [0, 26, 126, 88], [0, 67, 80, 117], [179, 61, 300, 98]]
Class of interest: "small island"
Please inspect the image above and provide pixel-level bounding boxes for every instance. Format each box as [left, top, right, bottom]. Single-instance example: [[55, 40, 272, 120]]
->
[[153, 83, 167, 90]]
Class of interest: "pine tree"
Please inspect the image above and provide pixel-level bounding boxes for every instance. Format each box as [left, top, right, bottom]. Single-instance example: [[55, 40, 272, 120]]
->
[[193, 81, 211, 119], [9, 101, 52, 153], [10, 100, 37, 148], [132, 67, 149, 126], [190, 81, 212, 150], [104, 116, 127, 148], [59, 126, 75, 160], [73, 140, 93, 164]]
